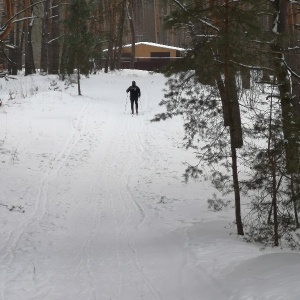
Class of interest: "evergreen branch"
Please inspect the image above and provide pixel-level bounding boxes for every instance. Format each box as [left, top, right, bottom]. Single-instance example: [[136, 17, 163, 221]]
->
[[0, 48, 17, 65], [169, 0, 220, 32], [230, 60, 274, 72], [193, 127, 228, 164], [196, 35, 219, 38], [214, 57, 274, 72]]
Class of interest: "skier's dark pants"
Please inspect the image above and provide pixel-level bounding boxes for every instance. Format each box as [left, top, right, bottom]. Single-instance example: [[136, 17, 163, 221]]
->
[[130, 98, 138, 113]]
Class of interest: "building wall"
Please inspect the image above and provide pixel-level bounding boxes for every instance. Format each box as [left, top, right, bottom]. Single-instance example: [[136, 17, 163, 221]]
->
[[122, 44, 178, 58]]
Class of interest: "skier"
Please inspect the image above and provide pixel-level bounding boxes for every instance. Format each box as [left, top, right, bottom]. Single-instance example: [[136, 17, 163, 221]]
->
[[126, 81, 141, 115]]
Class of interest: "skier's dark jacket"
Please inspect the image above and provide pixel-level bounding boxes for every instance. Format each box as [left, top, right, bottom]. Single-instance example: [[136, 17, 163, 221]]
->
[[126, 81, 141, 100]]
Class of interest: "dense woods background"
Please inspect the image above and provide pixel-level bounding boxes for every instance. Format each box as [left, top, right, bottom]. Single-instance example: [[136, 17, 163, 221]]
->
[[0, 0, 189, 75], [0, 1, 299, 77]]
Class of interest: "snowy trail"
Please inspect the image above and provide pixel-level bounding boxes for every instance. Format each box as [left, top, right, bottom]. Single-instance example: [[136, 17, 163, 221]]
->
[[1, 71, 299, 300], [0, 73, 225, 300]]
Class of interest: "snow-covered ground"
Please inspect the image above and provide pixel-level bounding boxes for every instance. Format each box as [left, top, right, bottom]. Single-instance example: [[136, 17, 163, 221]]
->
[[0, 70, 299, 300]]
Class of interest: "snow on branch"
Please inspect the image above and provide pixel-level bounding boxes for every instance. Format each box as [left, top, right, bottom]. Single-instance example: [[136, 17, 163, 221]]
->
[[272, 11, 279, 34], [233, 62, 273, 71], [281, 59, 300, 80], [251, 39, 273, 45], [1, 0, 45, 31], [30, 12, 35, 27], [12, 17, 36, 24], [230, 59, 274, 71], [196, 34, 218, 38], [50, 4, 59, 9], [4, 43, 17, 49], [287, 46, 300, 52], [47, 37, 60, 44], [198, 18, 220, 32], [170, 0, 186, 10]]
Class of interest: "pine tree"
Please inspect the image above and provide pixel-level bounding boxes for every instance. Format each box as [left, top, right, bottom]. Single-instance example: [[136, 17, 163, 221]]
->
[[63, 0, 94, 95], [154, 0, 275, 236], [269, 0, 300, 175]]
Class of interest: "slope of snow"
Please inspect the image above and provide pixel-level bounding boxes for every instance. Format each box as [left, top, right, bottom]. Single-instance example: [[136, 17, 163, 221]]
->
[[0, 70, 299, 300]]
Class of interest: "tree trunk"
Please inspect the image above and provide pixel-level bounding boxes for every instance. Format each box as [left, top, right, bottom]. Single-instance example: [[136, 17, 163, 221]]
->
[[106, 39, 113, 73], [28, 4, 36, 74], [154, 0, 160, 43], [8, 28, 17, 75], [271, 159, 279, 246], [267, 96, 279, 245], [40, 0, 49, 73], [291, 175, 300, 229], [271, 0, 300, 174], [8, 1, 17, 75], [230, 143, 244, 235], [13, 0, 22, 72], [272, 47, 298, 174], [224, 0, 244, 235], [59, 39, 67, 78], [228, 72, 243, 148], [77, 69, 81, 95], [24, 0, 31, 75], [108, 1, 116, 71], [18, 23, 25, 71], [286, 2, 300, 117], [216, 73, 230, 126], [127, 1, 135, 69], [49, 0, 60, 74], [116, 2, 126, 69], [104, 55, 109, 73]]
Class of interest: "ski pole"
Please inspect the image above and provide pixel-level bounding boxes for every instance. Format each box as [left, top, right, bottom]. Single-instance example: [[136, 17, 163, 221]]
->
[[124, 93, 128, 113], [139, 97, 143, 114]]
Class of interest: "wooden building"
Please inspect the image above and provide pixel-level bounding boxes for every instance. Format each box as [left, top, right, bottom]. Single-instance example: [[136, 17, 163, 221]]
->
[[121, 42, 184, 58], [119, 42, 185, 71]]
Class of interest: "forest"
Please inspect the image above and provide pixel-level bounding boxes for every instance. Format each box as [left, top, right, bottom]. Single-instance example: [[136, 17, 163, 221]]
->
[[1, 0, 300, 249], [0, 0, 188, 76]]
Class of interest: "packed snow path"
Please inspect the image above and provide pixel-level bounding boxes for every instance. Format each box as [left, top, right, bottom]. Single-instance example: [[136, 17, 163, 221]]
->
[[1, 71, 300, 300]]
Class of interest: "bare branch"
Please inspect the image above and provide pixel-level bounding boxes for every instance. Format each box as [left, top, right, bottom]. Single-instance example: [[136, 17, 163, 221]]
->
[[282, 58, 300, 80], [1, 0, 45, 31]]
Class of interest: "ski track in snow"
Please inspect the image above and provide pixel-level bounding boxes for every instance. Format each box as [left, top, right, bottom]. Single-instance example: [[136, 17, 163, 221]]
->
[[0, 76, 184, 299], [1, 72, 295, 300], [0, 100, 92, 299]]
